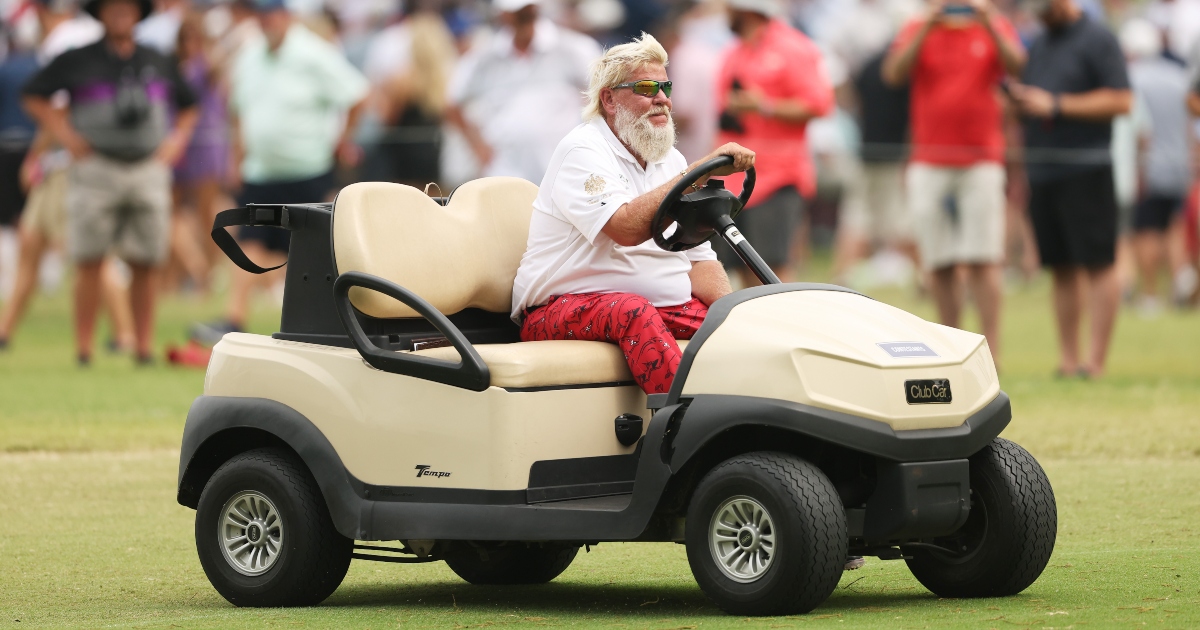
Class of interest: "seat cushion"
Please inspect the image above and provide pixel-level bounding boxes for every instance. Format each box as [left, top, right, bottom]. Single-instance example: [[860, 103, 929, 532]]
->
[[412, 340, 690, 389]]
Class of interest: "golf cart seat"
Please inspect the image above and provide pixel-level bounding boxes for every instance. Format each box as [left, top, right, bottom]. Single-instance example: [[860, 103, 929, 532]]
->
[[333, 179, 644, 389]]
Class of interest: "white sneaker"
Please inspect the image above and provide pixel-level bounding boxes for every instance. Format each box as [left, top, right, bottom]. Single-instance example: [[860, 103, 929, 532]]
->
[[1136, 295, 1163, 319]]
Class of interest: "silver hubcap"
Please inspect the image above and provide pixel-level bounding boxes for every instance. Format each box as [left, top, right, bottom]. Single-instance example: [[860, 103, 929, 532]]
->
[[219, 491, 284, 576], [709, 495, 776, 583]]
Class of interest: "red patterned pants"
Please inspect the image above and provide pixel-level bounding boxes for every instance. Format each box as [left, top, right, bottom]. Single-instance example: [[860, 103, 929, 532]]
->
[[521, 293, 708, 394]]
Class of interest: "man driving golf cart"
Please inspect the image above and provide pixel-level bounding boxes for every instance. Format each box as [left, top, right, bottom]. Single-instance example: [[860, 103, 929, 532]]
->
[[512, 34, 755, 395]]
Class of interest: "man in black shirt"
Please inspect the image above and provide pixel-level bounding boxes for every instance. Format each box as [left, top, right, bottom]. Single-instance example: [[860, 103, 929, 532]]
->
[[22, 0, 197, 365], [1007, 0, 1130, 378], [834, 48, 914, 284]]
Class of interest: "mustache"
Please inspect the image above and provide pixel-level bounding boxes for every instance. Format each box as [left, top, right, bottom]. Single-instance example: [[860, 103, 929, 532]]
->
[[641, 106, 671, 119]]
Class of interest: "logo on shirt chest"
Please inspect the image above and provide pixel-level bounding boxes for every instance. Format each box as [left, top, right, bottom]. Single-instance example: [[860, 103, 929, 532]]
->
[[584, 174, 606, 195]]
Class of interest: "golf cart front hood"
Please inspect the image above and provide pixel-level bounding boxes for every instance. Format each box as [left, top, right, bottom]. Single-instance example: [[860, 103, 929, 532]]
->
[[680, 289, 1000, 431]]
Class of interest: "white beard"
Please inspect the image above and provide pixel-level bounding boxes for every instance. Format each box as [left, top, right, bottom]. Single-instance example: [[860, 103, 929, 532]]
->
[[614, 105, 676, 164]]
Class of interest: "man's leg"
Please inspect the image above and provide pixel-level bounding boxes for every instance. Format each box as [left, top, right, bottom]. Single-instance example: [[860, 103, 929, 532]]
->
[[1050, 266, 1083, 375], [128, 263, 158, 360], [967, 262, 1004, 360], [930, 266, 962, 328], [521, 293, 683, 394], [1132, 228, 1163, 300], [101, 259, 136, 352], [0, 224, 47, 343], [74, 259, 104, 362], [656, 298, 709, 340], [1084, 263, 1119, 377]]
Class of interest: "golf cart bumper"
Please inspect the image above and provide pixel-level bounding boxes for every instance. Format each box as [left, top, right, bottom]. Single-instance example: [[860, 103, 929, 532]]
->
[[667, 392, 1010, 542]]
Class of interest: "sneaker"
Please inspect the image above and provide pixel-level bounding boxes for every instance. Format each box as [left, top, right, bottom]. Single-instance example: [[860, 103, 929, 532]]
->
[[189, 319, 242, 345], [166, 341, 213, 368], [134, 352, 155, 367], [1174, 267, 1198, 308], [844, 556, 866, 571], [0, 336, 8, 351], [77, 353, 91, 367], [1135, 295, 1163, 319]]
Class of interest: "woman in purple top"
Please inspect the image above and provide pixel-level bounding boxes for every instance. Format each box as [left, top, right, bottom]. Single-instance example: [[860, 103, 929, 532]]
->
[[169, 13, 227, 290]]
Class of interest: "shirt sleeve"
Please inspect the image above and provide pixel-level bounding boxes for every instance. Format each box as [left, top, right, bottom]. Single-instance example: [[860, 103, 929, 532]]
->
[[313, 38, 369, 109], [1087, 29, 1131, 91], [447, 50, 481, 105], [685, 241, 718, 262], [549, 144, 635, 245], [21, 53, 71, 98]]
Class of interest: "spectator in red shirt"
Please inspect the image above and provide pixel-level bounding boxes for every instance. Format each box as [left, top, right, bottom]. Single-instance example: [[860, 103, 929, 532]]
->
[[883, 0, 1025, 362], [715, 0, 834, 284]]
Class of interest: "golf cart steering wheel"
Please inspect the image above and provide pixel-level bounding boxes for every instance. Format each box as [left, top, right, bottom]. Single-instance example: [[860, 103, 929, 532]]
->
[[652, 156, 755, 252]]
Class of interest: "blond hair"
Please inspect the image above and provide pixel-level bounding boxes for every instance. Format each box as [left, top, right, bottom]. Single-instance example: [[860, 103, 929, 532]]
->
[[582, 33, 669, 121]]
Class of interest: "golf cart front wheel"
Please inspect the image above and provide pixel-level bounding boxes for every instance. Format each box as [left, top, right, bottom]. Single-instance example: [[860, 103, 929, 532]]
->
[[444, 542, 579, 585], [195, 447, 353, 607], [685, 452, 847, 616], [905, 438, 1057, 598]]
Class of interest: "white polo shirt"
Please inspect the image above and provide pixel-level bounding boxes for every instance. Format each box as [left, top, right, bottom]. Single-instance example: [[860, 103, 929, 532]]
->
[[511, 117, 718, 321]]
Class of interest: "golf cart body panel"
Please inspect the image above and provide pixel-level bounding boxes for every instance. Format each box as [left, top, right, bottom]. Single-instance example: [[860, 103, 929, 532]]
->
[[676, 290, 1000, 431], [202, 333, 645, 491]]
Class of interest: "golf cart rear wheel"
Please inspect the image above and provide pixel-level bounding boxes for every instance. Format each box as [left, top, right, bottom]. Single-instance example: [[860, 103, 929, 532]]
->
[[195, 447, 352, 607], [905, 438, 1057, 598], [685, 452, 847, 616], [444, 542, 579, 585]]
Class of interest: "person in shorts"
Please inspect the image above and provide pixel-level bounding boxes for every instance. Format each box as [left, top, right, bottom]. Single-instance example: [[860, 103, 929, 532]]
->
[[714, 0, 833, 284], [191, 0, 366, 343], [834, 48, 915, 285], [1008, 0, 1131, 377], [22, 0, 198, 364], [883, 0, 1026, 362]]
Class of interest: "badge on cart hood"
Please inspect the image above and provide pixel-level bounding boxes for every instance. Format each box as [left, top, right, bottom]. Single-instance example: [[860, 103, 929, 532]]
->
[[877, 342, 938, 358]]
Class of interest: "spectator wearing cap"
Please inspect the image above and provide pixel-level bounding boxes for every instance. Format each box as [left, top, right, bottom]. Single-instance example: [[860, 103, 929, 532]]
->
[[1008, 0, 1131, 378], [190, 0, 367, 343], [444, 0, 601, 183], [713, 0, 834, 284], [882, 0, 1025, 364], [21, 0, 199, 365]]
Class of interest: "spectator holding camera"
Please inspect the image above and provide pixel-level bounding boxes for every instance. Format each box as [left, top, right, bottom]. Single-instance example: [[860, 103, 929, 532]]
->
[[1007, 0, 1131, 378], [883, 0, 1025, 363], [21, 0, 198, 365]]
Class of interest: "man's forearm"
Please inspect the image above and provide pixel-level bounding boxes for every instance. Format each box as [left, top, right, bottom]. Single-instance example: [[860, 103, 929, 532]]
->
[[1060, 89, 1132, 122], [981, 16, 1025, 75], [602, 176, 686, 247], [763, 99, 817, 124], [690, 260, 733, 306], [338, 98, 366, 145], [882, 22, 933, 86], [22, 96, 80, 148]]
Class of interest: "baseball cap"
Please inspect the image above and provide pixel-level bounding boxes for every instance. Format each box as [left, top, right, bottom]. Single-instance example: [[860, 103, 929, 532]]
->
[[493, 0, 539, 13], [726, 0, 784, 18]]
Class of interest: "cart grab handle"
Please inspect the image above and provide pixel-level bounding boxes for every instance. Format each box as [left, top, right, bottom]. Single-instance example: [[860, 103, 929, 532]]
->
[[332, 271, 492, 391]]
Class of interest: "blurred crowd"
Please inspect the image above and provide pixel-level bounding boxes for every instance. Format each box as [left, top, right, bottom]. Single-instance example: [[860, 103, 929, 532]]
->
[[0, 0, 1197, 375]]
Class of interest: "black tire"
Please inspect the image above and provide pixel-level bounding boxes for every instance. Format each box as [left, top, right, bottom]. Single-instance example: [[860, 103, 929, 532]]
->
[[905, 438, 1057, 598], [444, 542, 579, 585], [685, 452, 846, 616], [195, 447, 353, 607]]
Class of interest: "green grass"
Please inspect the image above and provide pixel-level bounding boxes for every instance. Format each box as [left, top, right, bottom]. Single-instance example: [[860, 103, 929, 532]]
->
[[1, 267, 1199, 628]]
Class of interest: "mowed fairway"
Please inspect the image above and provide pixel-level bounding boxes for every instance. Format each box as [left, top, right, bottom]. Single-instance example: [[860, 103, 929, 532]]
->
[[1, 273, 1198, 629]]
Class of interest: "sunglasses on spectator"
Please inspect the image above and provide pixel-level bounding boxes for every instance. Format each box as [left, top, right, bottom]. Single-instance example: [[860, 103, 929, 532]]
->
[[612, 80, 673, 98]]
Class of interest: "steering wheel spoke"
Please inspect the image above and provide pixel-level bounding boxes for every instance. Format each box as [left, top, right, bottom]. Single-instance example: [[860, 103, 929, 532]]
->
[[652, 157, 755, 252]]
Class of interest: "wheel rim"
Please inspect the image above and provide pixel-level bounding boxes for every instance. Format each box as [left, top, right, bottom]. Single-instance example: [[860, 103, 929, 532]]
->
[[709, 495, 776, 583], [218, 491, 284, 576]]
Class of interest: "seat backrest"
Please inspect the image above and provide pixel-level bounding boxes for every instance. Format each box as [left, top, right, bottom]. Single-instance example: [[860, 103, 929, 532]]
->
[[333, 178, 539, 318]]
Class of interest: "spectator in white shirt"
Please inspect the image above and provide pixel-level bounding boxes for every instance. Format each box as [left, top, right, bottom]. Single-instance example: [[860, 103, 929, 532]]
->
[[444, 0, 600, 183]]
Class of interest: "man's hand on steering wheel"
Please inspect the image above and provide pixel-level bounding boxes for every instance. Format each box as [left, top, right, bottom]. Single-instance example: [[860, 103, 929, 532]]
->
[[688, 143, 756, 185]]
